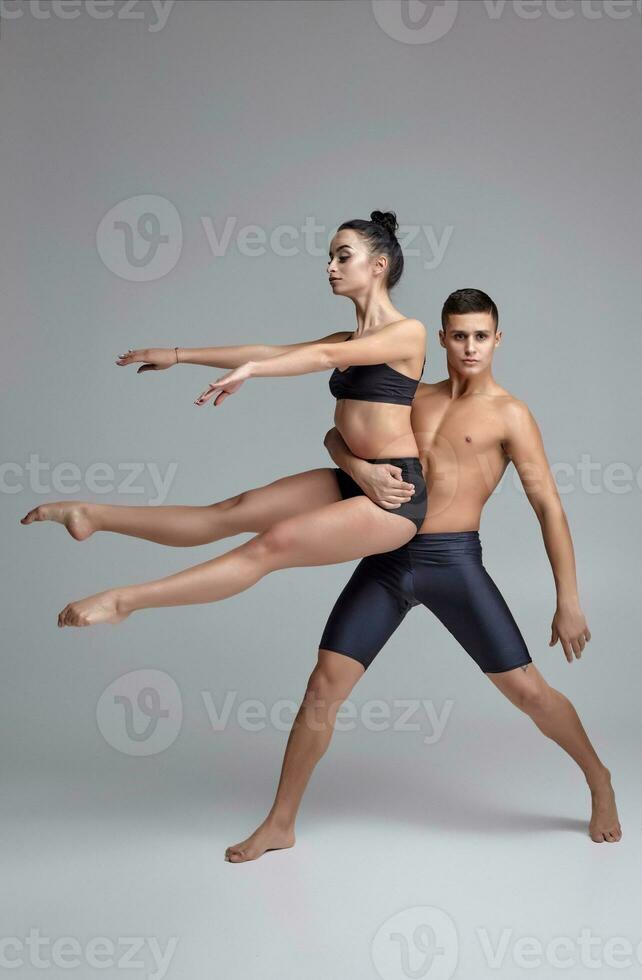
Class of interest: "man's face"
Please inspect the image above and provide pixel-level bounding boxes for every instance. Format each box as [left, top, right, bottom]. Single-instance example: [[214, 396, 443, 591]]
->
[[439, 312, 501, 373]]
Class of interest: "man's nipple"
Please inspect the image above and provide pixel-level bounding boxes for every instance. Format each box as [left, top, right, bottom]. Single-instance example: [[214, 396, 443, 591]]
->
[[465, 435, 472, 443]]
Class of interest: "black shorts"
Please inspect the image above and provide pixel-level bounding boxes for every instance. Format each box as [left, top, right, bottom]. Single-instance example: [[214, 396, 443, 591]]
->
[[319, 530, 532, 674], [333, 456, 427, 533]]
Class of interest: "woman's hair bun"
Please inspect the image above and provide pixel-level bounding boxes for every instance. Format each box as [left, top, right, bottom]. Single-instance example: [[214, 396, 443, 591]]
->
[[370, 210, 398, 238]]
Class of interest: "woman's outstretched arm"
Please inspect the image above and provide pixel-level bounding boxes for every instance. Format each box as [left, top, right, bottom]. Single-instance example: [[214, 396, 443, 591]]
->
[[245, 318, 424, 377], [116, 331, 352, 373], [195, 318, 426, 405]]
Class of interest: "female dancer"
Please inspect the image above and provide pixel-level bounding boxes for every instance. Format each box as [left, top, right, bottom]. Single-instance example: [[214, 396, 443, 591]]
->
[[21, 211, 429, 627]]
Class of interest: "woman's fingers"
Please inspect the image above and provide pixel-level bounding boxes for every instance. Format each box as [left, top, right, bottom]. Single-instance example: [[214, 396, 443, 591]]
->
[[115, 348, 140, 364], [116, 350, 157, 373], [116, 348, 155, 368], [195, 382, 224, 406], [194, 388, 215, 405]]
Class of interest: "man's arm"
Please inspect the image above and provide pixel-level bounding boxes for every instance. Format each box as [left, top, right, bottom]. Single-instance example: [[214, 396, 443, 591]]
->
[[503, 400, 591, 662], [323, 428, 416, 509], [323, 427, 363, 480]]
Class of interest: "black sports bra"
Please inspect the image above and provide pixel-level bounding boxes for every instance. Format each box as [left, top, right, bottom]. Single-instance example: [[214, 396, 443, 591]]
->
[[328, 334, 425, 406]]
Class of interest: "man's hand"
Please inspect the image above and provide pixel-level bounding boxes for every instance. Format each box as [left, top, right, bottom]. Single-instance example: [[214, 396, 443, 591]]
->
[[352, 461, 416, 509], [550, 602, 591, 663], [194, 362, 254, 407]]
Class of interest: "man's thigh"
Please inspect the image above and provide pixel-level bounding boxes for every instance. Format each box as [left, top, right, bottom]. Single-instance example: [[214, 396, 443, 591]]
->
[[318, 551, 415, 671], [413, 560, 532, 674]]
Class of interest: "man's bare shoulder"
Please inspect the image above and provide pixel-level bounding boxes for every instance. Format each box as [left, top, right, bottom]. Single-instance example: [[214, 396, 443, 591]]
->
[[498, 392, 536, 425]]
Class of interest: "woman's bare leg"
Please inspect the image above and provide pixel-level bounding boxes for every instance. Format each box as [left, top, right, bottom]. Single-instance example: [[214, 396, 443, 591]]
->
[[20, 468, 342, 546], [487, 663, 622, 843], [225, 649, 366, 863], [56, 496, 417, 627]]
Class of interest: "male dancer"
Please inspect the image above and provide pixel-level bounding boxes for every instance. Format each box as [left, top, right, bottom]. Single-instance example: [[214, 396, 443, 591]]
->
[[225, 288, 621, 862]]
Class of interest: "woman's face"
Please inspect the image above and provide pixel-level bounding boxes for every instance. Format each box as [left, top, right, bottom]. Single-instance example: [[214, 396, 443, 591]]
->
[[327, 229, 386, 297]]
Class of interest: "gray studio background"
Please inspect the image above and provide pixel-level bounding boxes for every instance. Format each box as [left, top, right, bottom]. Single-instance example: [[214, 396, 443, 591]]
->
[[2, 2, 640, 979]]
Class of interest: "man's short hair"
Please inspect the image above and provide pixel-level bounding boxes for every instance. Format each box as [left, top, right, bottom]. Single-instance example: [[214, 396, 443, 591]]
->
[[441, 288, 499, 331]]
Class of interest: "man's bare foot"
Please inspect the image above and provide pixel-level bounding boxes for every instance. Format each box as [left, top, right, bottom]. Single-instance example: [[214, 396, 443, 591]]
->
[[57, 589, 131, 628], [588, 767, 622, 843], [224, 819, 295, 863], [20, 501, 95, 541]]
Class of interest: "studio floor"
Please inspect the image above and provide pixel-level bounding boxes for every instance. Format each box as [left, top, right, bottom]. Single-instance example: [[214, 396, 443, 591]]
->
[[6, 721, 639, 980]]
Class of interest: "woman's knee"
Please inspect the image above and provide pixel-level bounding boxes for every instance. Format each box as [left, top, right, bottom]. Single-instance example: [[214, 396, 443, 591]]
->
[[251, 520, 299, 562]]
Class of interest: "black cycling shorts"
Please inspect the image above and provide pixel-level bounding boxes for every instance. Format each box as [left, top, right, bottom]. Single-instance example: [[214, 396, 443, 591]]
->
[[319, 530, 532, 673]]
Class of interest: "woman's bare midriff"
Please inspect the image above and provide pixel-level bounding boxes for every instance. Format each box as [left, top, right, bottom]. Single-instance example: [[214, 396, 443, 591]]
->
[[334, 400, 420, 460]]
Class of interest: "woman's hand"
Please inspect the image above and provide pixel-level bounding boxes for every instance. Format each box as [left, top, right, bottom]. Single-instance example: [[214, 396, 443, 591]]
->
[[194, 362, 254, 407], [352, 460, 416, 509], [116, 348, 177, 372]]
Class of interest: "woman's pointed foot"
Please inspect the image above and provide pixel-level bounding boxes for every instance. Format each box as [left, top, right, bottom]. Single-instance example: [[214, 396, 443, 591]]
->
[[20, 501, 95, 541], [57, 589, 130, 628]]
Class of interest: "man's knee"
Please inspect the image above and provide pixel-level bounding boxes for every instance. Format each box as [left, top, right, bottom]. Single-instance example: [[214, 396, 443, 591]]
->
[[490, 667, 552, 715], [514, 677, 552, 715], [304, 660, 358, 710]]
